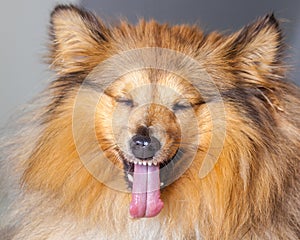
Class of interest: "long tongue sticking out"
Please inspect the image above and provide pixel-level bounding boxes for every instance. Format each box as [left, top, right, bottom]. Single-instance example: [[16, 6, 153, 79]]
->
[[129, 164, 164, 218]]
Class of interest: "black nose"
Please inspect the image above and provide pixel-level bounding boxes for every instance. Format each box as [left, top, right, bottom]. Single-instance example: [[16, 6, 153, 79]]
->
[[130, 135, 161, 159]]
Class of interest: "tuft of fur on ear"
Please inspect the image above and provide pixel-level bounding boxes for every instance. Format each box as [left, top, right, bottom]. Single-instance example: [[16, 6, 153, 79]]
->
[[226, 14, 286, 87], [49, 4, 111, 75]]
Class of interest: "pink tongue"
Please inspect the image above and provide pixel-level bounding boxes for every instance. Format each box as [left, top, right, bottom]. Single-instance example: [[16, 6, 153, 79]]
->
[[129, 164, 164, 218]]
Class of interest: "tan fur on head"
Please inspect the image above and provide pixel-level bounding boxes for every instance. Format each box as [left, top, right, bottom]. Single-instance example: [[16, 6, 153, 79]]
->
[[49, 5, 111, 75], [1, 4, 299, 240]]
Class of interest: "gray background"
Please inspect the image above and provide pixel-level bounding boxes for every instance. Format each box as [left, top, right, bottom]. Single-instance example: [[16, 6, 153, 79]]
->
[[1, 0, 299, 127]]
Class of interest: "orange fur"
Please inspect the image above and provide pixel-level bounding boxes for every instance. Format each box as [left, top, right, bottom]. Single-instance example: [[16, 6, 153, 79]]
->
[[0, 4, 299, 240]]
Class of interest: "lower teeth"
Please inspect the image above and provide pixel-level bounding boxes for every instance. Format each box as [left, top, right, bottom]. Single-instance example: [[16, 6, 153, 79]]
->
[[127, 174, 133, 182]]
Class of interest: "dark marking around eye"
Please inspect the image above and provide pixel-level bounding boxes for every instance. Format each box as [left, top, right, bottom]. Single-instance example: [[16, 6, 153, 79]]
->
[[172, 100, 206, 112], [116, 97, 134, 107], [193, 100, 206, 106], [172, 102, 192, 111], [103, 91, 134, 107]]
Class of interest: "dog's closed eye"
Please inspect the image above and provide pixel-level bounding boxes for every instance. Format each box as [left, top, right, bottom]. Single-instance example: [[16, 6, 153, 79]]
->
[[116, 97, 134, 107], [172, 101, 192, 111]]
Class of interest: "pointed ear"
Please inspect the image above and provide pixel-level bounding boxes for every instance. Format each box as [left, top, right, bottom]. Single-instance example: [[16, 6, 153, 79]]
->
[[227, 14, 286, 87], [49, 5, 110, 75]]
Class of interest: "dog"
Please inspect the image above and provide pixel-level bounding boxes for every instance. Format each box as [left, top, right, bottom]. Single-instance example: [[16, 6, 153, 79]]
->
[[0, 4, 299, 239]]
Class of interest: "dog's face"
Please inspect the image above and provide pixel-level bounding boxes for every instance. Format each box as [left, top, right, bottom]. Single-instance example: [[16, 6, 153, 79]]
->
[[94, 69, 211, 217], [39, 5, 285, 220], [96, 70, 208, 165], [96, 69, 205, 164]]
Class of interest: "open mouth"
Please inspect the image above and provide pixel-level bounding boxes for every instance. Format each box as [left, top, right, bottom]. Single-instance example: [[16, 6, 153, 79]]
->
[[122, 149, 182, 218]]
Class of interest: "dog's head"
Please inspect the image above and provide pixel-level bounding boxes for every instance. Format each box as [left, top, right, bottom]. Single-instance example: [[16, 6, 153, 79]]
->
[[44, 5, 286, 219]]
